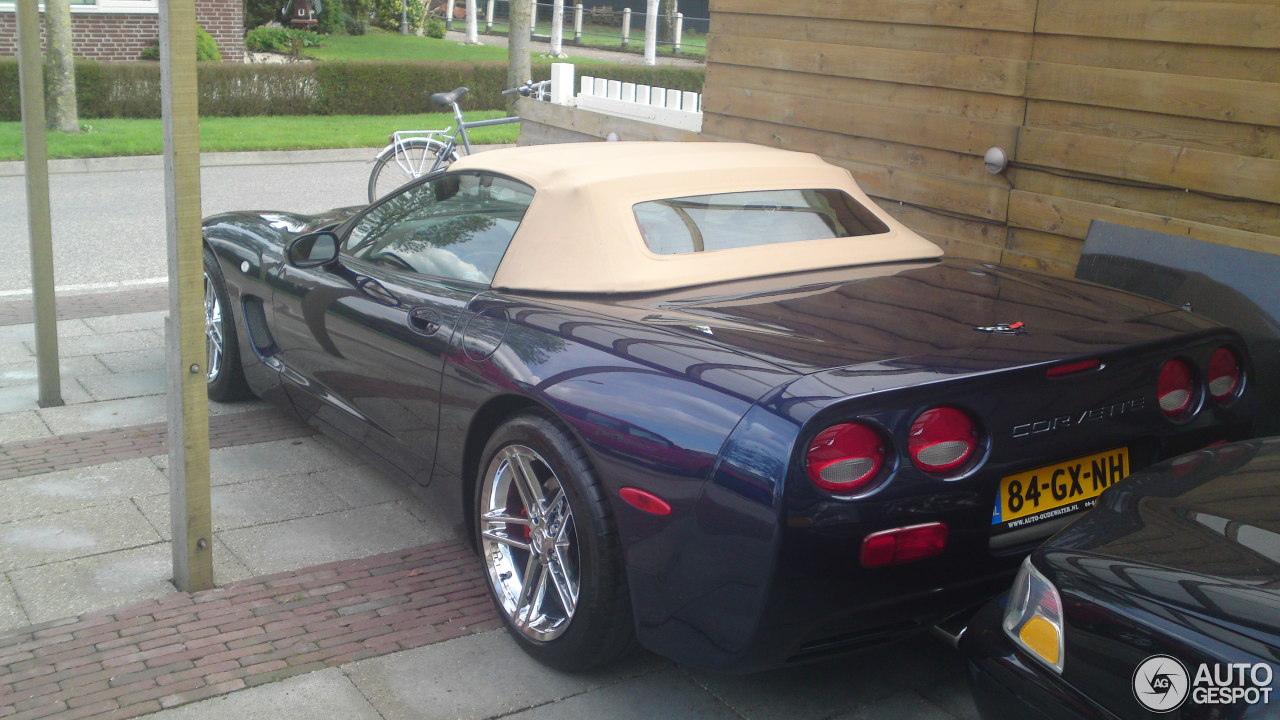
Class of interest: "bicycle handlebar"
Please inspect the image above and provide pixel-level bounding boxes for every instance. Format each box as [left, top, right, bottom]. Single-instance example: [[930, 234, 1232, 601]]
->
[[501, 80, 551, 98]]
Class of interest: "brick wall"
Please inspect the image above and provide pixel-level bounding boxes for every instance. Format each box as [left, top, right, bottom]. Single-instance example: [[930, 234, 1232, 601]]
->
[[0, 0, 243, 62]]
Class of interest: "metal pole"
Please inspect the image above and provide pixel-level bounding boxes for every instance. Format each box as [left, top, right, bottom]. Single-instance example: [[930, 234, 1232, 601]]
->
[[445, 0, 455, 29], [549, 0, 563, 56], [486, 0, 494, 31], [15, 0, 64, 410], [160, 0, 213, 593], [674, 11, 682, 53], [643, 0, 657, 65], [529, 0, 537, 36], [621, 7, 630, 47], [400, 0, 408, 34], [573, 3, 582, 42]]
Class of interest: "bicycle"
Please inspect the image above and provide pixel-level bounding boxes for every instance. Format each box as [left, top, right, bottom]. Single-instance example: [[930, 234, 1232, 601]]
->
[[367, 80, 552, 203]]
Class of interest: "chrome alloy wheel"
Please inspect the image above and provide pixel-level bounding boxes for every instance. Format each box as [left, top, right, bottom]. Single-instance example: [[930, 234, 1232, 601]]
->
[[479, 444, 580, 642], [203, 271, 224, 382]]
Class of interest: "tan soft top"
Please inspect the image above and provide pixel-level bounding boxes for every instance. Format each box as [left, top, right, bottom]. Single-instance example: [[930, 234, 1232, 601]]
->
[[449, 142, 941, 294]]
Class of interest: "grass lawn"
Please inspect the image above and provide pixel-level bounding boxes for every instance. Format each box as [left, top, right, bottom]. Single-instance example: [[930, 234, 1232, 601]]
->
[[0, 112, 519, 161], [303, 28, 613, 64]]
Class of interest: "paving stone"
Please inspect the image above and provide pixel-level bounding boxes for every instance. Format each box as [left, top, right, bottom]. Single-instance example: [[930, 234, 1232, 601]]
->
[[96, 348, 166, 374], [0, 319, 96, 344], [0, 501, 162, 572], [916, 669, 980, 720], [77, 369, 167, 402], [0, 356, 112, 388], [207, 398, 274, 417], [0, 340, 33, 364], [38, 395, 169, 435], [0, 410, 52, 443], [0, 379, 93, 414], [505, 669, 740, 720], [218, 503, 450, 576], [134, 474, 353, 540], [346, 630, 615, 720], [832, 690, 964, 720], [308, 464, 412, 508], [0, 458, 167, 524], [0, 575, 31, 634], [154, 437, 350, 487], [686, 642, 933, 720], [81, 311, 168, 335], [27, 329, 162, 358], [7, 541, 249, 624], [143, 668, 383, 720]]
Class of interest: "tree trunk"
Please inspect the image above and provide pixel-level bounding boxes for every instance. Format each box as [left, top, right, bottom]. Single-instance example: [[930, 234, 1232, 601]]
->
[[44, 0, 80, 133], [659, 0, 676, 44], [506, 0, 531, 114]]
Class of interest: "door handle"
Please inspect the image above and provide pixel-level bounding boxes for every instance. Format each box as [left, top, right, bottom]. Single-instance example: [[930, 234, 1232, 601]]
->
[[408, 306, 442, 336]]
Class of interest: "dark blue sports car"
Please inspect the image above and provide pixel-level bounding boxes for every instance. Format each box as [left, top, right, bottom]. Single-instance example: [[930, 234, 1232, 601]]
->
[[200, 142, 1255, 672]]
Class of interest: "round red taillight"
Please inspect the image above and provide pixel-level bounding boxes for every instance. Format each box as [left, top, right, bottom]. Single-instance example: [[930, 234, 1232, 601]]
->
[[1208, 347, 1242, 402], [908, 407, 979, 474], [805, 422, 885, 495], [1157, 359, 1197, 419]]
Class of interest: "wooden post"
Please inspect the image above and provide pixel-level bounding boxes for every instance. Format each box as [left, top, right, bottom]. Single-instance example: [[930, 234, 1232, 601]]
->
[[15, 0, 64, 410], [529, 0, 537, 36], [160, 0, 213, 593], [621, 8, 630, 47], [573, 3, 582, 42], [445, 0, 456, 29], [549, 0, 564, 56], [643, 0, 657, 65], [485, 0, 494, 31], [466, 0, 478, 42], [673, 11, 682, 53]]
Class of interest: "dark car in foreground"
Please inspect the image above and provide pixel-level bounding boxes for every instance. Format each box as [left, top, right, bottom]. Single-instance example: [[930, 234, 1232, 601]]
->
[[963, 438, 1280, 719], [200, 141, 1254, 673]]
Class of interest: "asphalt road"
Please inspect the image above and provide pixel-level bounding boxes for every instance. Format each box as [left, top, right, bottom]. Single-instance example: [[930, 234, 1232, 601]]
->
[[0, 149, 375, 295]]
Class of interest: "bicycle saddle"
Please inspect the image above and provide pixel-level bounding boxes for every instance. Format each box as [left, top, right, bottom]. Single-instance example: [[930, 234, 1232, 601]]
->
[[430, 87, 470, 107]]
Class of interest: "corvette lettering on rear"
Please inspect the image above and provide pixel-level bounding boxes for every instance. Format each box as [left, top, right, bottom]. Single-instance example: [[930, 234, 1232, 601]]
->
[[1012, 397, 1147, 438]]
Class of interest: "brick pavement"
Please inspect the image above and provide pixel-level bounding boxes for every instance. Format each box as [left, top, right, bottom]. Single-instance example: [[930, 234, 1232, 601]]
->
[[0, 288, 168, 329], [0, 542, 497, 720], [0, 408, 314, 482]]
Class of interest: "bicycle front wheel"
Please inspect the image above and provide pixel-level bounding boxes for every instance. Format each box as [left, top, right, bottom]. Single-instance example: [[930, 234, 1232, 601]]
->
[[367, 138, 460, 203]]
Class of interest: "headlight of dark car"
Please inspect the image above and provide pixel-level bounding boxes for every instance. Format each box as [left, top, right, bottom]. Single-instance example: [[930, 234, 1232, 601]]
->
[[1003, 556, 1065, 673]]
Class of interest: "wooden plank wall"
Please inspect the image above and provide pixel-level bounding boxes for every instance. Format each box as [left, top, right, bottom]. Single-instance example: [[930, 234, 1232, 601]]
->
[[702, 0, 1280, 276]]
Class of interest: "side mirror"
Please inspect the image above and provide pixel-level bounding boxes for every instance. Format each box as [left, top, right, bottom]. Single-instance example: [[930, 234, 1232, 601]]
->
[[287, 231, 340, 268]]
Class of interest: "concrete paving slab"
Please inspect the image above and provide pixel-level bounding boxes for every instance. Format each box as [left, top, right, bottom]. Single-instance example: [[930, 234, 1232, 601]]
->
[[37, 393, 169, 434], [0, 458, 167, 524], [6, 540, 249, 623], [0, 500, 162, 572], [95, 347, 166, 374], [207, 397, 274, 416], [0, 341, 32, 365], [0, 577, 30, 634], [917, 670, 980, 720], [77, 368, 167, 401], [217, 501, 448, 575], [309, 463, 413, 507], [146, 668, 384, 719], [0, 378, 93, 414], [0, 319, 96, 344], [80, 309, 167, 334], [0, 355, 112, 387], [134, 473, 353, 540], [25, 328, 161, 358], [0, 410, 52, 443], [505, 668, 741, 720], [346, 630, 617, 720], [833, 690, 963, 720], [153, 436, 350, 487], [686, 637, 962, 720]]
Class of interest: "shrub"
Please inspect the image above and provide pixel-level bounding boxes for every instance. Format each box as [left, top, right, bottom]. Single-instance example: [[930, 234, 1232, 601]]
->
[[316, 0, 346, 35], [244, 0, 284, 29], [137, 25, 223, 61], [245, 25, 325, 53], [373, 0, 424, 32], [424, 17, 445, 38]]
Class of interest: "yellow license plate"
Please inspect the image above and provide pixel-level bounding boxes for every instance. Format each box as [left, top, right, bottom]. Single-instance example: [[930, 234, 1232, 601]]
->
[[993, 448, 1130, 529]]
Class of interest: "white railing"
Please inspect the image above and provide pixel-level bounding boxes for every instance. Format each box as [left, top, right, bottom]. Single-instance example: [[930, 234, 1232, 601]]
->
[[544, 62, 703, 133]]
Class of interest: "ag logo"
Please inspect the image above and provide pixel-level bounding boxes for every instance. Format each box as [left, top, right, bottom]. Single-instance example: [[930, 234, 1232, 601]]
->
[[1133, 655, 1190, 712]]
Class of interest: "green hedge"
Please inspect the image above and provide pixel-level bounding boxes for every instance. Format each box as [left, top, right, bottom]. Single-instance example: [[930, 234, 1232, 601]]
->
[[0, 59, 704, 120]]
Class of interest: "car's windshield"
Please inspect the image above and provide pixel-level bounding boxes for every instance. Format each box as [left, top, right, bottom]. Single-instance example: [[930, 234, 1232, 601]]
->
[[633, 189, 889, 255]]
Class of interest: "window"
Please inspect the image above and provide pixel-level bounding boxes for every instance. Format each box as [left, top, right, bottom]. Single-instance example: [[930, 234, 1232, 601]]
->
[[633, 189, 890, 255], [344, 172, 533, 284]]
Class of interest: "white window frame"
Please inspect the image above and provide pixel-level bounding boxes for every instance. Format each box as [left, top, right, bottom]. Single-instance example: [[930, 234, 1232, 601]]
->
[[0, 0, 159, 14]]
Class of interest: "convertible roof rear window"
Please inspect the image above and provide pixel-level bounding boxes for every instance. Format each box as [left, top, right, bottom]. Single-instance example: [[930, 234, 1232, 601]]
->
[[633, 189, 890, 255]]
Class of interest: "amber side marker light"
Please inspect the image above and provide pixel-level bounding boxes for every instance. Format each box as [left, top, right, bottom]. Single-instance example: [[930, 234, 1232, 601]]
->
[[860, 522, 948, 568], [619, 487, 672, 516]]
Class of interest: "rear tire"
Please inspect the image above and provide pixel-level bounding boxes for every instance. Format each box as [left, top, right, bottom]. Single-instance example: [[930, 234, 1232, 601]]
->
[[475, 413, 635, 671], [367, 138, 459, 203], [203, 246, 252, 402]]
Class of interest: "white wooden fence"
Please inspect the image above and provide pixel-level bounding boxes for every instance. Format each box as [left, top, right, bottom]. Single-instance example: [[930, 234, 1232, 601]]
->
[[545, 63, 703, 133]]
